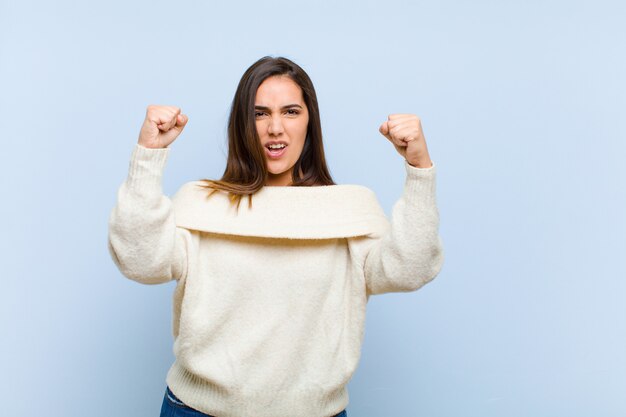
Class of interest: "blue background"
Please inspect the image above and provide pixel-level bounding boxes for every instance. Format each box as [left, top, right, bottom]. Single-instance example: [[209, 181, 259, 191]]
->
[[1, 0, 624, 416]]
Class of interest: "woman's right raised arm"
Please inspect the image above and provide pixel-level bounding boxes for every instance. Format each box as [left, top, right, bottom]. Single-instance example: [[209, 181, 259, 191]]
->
[[107, 105, 190, 285]]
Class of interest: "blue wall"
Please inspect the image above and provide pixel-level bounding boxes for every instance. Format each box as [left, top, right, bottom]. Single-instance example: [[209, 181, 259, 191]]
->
[[1, 0, 624, 416]]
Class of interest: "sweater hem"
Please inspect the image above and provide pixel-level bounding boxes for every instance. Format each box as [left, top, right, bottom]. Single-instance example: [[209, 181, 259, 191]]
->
[[165, 360, 349, 417]]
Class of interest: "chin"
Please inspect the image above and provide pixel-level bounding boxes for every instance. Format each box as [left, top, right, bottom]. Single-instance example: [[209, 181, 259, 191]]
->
[[267, 163, 291, 175]]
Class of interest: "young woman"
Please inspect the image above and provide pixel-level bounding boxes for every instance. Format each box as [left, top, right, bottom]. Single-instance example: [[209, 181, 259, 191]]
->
[[108, 56, 444, 417]]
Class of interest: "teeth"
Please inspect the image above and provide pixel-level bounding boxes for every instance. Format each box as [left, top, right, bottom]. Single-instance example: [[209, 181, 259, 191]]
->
[[268, 144, 286, 149]]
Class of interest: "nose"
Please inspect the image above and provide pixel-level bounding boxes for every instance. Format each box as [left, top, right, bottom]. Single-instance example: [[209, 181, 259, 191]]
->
[[268, 115, 284, 136]]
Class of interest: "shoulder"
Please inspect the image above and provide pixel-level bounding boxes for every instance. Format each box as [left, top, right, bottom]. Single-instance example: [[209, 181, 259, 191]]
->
[[334, 184, 383, 211], [173, 180, 221, 199], [171, 180, 231, 212]]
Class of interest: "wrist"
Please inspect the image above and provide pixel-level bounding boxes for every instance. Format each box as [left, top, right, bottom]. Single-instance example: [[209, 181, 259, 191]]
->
[[137, 140, 168, 149], [406, 157, 433, 168]]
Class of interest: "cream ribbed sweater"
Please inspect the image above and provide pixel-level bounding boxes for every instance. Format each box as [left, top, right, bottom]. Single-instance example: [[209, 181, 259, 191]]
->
[[107, 144, 444, 417]]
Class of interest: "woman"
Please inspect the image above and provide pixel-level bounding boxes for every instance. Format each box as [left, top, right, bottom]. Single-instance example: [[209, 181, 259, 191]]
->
[[108, 56, 444, 417]]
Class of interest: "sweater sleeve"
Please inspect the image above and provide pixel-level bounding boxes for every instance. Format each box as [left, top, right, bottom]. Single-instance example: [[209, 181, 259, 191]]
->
[[107, 144, 190, 285], [363, 159, 445, 296]]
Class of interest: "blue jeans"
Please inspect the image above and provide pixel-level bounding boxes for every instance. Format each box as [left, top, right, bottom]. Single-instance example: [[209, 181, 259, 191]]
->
[[160, 385, 348, 417]]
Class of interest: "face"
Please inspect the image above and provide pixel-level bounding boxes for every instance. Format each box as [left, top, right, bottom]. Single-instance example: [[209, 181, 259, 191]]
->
[[254, 75, 309, 186]]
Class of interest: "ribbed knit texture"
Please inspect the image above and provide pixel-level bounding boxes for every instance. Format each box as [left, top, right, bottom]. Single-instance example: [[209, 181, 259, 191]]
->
[[108, 143, 444, 417]]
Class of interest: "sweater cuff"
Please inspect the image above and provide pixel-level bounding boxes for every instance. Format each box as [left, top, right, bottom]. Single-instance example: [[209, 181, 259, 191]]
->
[[402, 159, 437, 207], [127, 143, 170, 191]]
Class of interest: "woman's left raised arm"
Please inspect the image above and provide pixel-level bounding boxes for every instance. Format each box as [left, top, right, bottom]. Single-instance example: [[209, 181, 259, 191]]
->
[[361, 114, 445, 295]]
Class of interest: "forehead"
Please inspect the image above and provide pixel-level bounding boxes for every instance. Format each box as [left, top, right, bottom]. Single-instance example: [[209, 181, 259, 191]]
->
[[255, 75, 304, 104]]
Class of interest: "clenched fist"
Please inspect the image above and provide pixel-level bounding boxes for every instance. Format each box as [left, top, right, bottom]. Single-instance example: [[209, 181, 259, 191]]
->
[[138, 105, 188, 149], [379, 114, 432, 168]]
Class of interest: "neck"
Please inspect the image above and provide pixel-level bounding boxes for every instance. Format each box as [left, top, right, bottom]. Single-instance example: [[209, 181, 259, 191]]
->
[[266, 168, 295, 186]]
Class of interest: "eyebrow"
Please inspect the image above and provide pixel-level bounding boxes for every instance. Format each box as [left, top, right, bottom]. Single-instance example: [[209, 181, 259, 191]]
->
[[254, 104, 303, 111]]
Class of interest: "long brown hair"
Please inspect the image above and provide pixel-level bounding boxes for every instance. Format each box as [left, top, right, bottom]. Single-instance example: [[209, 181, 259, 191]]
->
[[197, 56, 335, 209]]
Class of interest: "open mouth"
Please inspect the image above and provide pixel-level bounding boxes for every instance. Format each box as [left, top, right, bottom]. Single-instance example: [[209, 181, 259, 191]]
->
[[265, 144, 287, 158]]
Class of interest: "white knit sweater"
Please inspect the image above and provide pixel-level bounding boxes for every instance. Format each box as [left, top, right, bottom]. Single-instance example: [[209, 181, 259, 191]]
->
[[107, 143, 444, 417]]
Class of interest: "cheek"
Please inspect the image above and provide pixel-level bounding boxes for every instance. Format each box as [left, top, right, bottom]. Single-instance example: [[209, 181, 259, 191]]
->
[[255, 120, 265, 134], [296, 119, 309, 143], [284, 121, 308, 145]]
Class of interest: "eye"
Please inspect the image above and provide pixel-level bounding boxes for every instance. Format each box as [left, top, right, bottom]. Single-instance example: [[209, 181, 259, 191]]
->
[[286, 109, 299, 115], [254, 111, 266, 118]]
